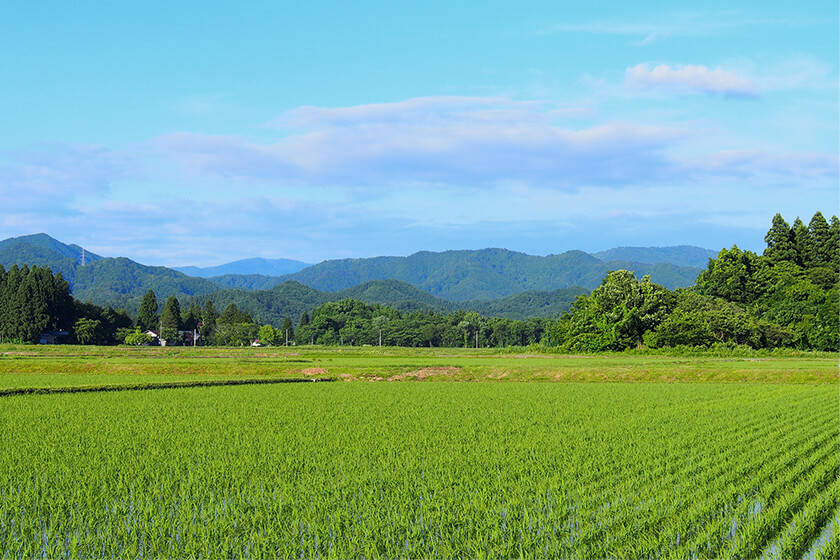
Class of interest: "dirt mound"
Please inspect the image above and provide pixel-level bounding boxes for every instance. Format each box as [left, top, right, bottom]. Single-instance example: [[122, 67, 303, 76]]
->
[[301, 367, 328, 376], [391, 366, 461, 381]]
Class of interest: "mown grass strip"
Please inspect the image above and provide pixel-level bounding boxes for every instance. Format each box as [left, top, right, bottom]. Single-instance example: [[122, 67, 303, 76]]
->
[[0, 377, 335, 397]]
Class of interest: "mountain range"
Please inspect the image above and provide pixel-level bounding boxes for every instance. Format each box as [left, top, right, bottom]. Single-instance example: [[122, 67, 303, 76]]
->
[[192, 279, 589, 325], [0, 233, 716, 322], [271, 248, 704, 301]]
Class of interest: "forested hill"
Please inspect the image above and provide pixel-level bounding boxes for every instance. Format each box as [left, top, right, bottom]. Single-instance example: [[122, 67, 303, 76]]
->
[[0, 235, 219, 311], [276, 248, 702, 300], [0, 233, 103, 271], [190, 280, 588, 325]]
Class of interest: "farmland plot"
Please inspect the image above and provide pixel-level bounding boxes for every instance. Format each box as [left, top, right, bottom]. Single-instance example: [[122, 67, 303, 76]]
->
[[0, 382, 836, 558]]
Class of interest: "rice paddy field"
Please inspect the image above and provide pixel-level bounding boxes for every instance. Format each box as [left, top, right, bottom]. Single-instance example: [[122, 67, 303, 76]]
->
[[0, 345, 837, 558]]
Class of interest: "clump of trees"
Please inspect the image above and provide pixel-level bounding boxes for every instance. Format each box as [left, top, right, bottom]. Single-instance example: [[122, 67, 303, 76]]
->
[[0, 265, 75, 343], [550, 212, 839, 352], [0, 264, 133, 344], [294, 299, 547, 348]]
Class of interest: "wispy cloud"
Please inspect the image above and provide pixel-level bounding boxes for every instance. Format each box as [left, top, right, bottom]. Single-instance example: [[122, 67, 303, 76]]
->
[[543, 11, 830, 42], [625, 64, 759, 97], [155, 97, 685, 189], [0, 143, 137, 211], [679, 150, 839, 179], [152, 96, 838, 190]]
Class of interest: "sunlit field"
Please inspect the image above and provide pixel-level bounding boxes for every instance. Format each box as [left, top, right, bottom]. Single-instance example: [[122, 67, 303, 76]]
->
[[0, 345, 836, 558]]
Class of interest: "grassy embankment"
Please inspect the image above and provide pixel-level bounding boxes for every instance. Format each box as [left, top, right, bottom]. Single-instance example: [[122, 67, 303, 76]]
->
[[0, 344, 835, 391]]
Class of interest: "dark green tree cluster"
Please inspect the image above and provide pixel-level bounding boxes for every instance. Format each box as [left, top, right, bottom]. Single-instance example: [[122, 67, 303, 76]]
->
[[551, 212, 839, 352], [0, 265, 74, 343], [73, 301, 133, 345], [695, 212, 839, 350], [214, 302, 259, 346], [551, 270, 675, 352], [294, 299, 547, 348]]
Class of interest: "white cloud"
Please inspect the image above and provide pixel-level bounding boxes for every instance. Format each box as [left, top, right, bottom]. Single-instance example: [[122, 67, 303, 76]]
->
[[151, 96, 840, 191], [625, 64, 759, 96], [155, 97, 685, 188]]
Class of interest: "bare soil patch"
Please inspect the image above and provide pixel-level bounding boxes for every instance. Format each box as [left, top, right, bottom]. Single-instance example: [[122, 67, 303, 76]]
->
[[390, 366, 461, 381]]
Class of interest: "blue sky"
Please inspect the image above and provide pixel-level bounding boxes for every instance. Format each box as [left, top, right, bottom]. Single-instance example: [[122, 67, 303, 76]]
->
[[1, 1, 837, 266]]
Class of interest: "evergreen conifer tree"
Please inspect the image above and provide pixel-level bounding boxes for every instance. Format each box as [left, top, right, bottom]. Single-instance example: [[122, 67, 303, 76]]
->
[[159, 296, 182, 342], [281, 317, 294, 345], [200, 300, 218, 342], [806, 212, 831, 266], [764, 213, 797, 264], [218, 302, 251, 324], [16, 267, 49, 343], [182, 303, 203, 331], [790, 217, 813, 268], [827, 215, 840, 271], [137, 289, 159, 332]]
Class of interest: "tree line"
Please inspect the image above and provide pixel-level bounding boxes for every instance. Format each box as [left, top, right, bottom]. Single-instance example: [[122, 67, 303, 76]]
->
[[0, 264, 131, 344], [1, 212, 836, 351], [551, 212, 838, 352]]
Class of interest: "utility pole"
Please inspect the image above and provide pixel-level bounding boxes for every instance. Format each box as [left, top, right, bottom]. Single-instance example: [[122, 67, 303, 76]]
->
[[475, 331, 479, 349]]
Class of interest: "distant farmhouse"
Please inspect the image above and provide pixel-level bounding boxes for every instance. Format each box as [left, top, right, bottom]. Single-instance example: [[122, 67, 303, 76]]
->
[[39, 331, 69, 345], [145, 329, 201, 347]]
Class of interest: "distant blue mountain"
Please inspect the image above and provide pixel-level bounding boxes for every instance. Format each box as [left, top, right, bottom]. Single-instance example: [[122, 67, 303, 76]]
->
[[175, 257, 311, 278], [593, 246, 718, 269]]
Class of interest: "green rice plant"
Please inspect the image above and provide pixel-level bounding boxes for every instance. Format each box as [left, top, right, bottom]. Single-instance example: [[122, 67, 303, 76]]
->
[[812, 512, 840, 560], [767, 478, 840, 559], [0, 382, 836, 557]]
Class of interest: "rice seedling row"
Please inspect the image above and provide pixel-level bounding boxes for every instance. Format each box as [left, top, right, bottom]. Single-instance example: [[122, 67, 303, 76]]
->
[[0, 382, 835, 558]]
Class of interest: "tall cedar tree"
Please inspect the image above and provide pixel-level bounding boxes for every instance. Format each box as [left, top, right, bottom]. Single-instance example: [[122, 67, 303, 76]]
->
[[281, 317, 294, 343], [807, 212, 831, 266], [137, 289, 159, 332], [763, 213, 798, 264], [200, 300, 218, 339], [182, 303, 203, 331], [160, 296, 182, 331], [790, 217, 813, 268], [830, 216, 840, 270]]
